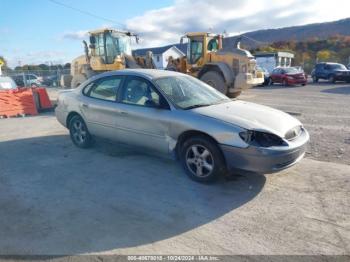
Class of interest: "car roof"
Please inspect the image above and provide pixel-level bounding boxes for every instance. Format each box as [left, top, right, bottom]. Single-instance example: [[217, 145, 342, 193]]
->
[[90, 69, 188, 82]]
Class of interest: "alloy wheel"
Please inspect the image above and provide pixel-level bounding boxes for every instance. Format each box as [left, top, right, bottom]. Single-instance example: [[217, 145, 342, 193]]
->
[[71, 119, 87, 145], [185, 144, 214, 178]]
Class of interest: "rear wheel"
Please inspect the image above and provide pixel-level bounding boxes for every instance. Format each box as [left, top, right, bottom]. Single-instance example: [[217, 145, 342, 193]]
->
[[69, 115, 92, 148], [200, 71, 227, 94], [71, 74, 87, 88], [227, 91, 241, 98], [180, 136, 226, 183]]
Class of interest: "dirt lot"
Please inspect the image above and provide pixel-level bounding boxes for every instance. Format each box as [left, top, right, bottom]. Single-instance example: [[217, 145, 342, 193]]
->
[[0, 82, 349, 256]]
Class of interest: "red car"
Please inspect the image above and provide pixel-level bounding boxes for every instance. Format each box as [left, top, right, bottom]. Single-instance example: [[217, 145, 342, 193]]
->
[[269, 67, 307, 86]]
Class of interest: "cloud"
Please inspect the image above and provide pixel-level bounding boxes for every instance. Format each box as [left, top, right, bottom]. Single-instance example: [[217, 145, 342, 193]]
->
[[61, 30, 89, 40], [124, 0, 350, 48]]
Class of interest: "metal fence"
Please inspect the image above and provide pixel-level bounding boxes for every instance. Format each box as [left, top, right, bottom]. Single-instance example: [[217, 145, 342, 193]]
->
[[4, 69, 70, 88]]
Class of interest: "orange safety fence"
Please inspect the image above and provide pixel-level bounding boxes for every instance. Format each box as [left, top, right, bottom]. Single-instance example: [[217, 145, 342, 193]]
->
[[0, 87, 52, 118]]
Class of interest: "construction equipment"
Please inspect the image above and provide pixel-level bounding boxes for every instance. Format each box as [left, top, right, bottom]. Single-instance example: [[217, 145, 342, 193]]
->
[[65, 28, 155, 88], [166, 32, 264, 97]]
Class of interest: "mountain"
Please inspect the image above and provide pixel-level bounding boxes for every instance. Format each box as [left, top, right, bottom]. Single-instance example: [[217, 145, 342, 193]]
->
[[223, 18, 350, 49]]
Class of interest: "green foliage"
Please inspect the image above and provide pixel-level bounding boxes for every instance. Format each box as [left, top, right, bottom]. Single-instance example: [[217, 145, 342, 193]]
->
[[253, 36, 350, 73]]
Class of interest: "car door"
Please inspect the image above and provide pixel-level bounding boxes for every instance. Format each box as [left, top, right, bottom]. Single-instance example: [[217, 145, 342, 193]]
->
[[279, 69, 286, 83], [271, 69, 280, 83], [79, 75, 124, 139], [115, 76, 173, 154]]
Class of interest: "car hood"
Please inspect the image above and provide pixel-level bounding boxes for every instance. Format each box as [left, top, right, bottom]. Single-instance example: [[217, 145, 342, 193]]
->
[[193, 100, 301, 138]]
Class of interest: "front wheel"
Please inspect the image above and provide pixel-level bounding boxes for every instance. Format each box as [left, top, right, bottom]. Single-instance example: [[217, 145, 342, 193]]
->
[[69, 115, 93, 148], [200, 71, 227, 94], [180, 136, 226, 183], [328, 75, 336, 83]]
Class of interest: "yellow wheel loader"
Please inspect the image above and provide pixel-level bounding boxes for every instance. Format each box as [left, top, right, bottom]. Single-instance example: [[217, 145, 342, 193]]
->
[[64, 28, 155, 88], [166, 32, 264, 97]]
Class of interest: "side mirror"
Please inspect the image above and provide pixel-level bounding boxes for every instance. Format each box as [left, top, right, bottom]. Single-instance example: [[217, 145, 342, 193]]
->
[[145, 99, 160, 108]]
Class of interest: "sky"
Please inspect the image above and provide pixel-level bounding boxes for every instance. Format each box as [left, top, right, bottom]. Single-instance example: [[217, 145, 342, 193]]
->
[[1, 0, 350, 67]]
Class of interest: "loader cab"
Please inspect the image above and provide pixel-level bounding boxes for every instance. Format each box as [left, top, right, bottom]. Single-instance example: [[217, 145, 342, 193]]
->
[[89, 30, 132, 65], [182, 33, 222, 65]]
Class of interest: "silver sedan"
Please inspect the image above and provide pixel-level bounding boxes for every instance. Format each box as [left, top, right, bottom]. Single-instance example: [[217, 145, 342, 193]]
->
[[55, 69, 309, 182]]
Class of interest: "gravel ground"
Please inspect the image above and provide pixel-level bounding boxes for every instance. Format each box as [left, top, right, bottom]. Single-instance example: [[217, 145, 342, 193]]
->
[[240, 81, 350, 165]]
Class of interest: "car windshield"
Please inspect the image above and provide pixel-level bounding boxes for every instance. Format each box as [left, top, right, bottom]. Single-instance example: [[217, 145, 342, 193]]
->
[[154, 75, 230, 109], [330, 64, 347, 70]]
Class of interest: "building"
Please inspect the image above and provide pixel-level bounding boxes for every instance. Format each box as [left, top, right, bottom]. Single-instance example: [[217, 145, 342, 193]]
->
[[254, 51, 295, 73], [133, 44, 187, 69]]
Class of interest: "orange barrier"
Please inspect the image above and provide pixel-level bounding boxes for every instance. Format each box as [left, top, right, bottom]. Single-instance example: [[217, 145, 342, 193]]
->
[[33, 87, 52, 109], [0, 87, 52, 118]]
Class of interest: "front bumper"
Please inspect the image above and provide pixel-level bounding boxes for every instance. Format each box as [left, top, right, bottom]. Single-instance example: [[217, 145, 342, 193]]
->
[[286, 78, 307, 85], [220, 129, 309, 174], [334, 75, 350, 81]]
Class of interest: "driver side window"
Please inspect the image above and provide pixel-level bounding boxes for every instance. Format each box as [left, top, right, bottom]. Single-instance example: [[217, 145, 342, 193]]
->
[[121, 77, 161, 108]]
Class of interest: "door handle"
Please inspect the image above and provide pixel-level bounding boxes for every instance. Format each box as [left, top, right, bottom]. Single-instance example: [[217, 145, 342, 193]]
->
[[119, 111, 128, 115], [81, 103, 89, 108]]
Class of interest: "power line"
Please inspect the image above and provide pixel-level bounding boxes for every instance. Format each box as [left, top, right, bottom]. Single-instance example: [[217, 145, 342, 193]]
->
[[47, 0, 125, 28]]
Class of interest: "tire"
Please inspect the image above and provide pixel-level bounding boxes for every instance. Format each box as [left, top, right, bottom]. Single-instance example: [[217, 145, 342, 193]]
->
[[180, 135, 226, 183], [71, 74, 87, 88], [200, 71, 227, 94], [60, 74, 73, 89], [226, 91, 241, 98], [312, 75, 318, 83], [328, 75, 336, 83], [69, 115, 93, 148], [282, 79, 288, 86]]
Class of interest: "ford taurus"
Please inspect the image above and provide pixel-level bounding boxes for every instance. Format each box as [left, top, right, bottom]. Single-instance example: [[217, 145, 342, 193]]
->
[[55, 69, 309, 182]]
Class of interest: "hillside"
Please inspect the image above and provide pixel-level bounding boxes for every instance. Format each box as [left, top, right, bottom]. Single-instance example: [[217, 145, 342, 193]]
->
[[224, 18, 350, 49]]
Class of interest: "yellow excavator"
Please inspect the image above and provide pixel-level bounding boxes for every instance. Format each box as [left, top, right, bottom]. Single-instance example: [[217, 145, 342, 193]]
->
[[166, 32, 264, 97], [62, 28, 155, 88]]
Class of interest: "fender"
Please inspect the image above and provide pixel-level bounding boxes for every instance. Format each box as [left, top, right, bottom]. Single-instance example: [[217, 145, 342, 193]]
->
[[198, 62, 235, 86]]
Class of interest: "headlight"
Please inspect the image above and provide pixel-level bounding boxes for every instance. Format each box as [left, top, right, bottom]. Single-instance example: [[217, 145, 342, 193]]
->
[[239, 130, 286, 147]]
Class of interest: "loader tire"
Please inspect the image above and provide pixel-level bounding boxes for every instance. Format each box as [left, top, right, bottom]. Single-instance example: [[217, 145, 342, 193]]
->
[[60, 74, 73, 89], [200, 71, 227, 94], [71, 74, 87, 88], [226, 91, 241, 98]]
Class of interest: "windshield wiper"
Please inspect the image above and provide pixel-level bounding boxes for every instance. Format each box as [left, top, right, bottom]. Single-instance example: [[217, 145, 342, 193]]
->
[[183, 103, 212, 110]]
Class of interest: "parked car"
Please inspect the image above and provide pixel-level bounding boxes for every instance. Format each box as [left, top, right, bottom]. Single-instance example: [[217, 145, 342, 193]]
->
[[42, 75, 58, 86], [311, 62, 350, 83], [55, 69, 309, 182], [0, 76, 18, 90], [269, 67, 307, 86], [12, 74, 42, 87]]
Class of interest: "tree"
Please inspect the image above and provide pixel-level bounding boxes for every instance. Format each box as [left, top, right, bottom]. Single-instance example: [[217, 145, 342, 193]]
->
[[316, 50, 331, 62]]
